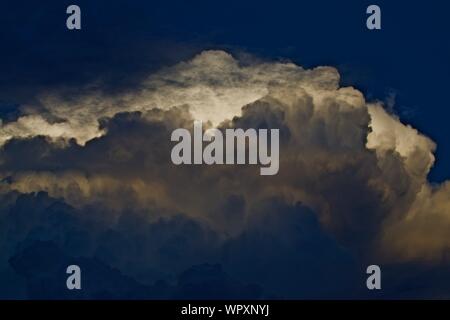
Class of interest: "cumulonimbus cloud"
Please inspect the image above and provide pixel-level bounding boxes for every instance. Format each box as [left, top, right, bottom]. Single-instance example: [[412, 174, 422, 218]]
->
[[0, 50, 449, 298]]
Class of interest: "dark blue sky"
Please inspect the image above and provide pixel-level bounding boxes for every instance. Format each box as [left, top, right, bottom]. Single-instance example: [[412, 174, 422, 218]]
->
[[1, 0, 449, 181]]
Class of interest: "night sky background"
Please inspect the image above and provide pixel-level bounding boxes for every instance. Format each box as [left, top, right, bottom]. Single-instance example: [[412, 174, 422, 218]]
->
[[1, 0, 450, 299]]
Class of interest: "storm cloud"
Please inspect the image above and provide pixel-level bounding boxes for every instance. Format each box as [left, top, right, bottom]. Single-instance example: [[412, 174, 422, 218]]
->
[[1, 51, 449, 298]]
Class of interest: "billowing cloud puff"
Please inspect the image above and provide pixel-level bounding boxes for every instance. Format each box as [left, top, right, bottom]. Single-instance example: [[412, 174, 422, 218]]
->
[[1, 50, 449, 298], [0, 51, 343, 145]]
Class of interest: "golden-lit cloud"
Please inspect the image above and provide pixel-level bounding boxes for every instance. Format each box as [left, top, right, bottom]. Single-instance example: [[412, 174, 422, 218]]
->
[[1, 50, 450, 272]]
